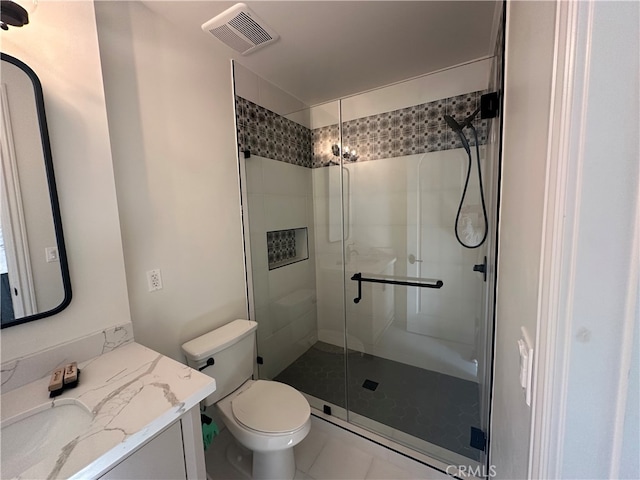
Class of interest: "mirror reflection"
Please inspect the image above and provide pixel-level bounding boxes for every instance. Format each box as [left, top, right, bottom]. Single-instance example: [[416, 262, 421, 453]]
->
[[0, 53, 71, 327]]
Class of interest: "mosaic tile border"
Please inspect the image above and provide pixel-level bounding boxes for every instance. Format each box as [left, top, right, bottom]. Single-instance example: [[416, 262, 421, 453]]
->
[[312, 124, 340, 168], [236, 97, 313, 167], [236, 90, 489, 169], [313, 90, 489, 167]]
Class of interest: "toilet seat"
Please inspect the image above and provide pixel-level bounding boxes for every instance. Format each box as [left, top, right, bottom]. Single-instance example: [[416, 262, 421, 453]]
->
[[231, 380, 310, 434]]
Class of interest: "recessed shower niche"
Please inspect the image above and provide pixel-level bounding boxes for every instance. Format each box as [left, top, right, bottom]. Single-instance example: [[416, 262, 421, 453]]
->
[[267, 228, 308, 270]]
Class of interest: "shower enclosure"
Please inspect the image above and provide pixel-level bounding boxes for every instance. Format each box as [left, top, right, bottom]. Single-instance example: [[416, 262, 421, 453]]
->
[[233, 31, 502, 468]]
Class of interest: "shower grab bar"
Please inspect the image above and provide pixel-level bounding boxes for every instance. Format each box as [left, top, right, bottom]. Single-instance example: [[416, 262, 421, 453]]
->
[[350, 272, 443, 304]]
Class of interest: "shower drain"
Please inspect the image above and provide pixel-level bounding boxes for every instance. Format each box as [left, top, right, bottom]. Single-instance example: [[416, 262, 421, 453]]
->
[[362, 379, 379, 391]]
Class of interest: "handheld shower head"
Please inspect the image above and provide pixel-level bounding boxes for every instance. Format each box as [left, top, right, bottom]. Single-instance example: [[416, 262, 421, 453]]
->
[[444, 114, 463, 132], [444, 114, 470, 154], [445, 107, 481, 131]]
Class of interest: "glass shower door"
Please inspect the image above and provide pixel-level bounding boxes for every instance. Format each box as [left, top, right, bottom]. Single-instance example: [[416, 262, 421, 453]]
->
[[233, 63, 351, 423], [340, 82, 492, 466]]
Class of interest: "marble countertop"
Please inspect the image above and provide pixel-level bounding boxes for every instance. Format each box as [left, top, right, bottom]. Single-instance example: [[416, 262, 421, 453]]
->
[[0, 342, 216, 479]]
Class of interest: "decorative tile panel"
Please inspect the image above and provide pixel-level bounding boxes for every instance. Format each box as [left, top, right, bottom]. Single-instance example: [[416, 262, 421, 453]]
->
[[336, 89, 489, 165], [267, 229, 297, 269], [235, 90, 490, 169], [236, 97, 313, 167], [311, 124, 340, 168]]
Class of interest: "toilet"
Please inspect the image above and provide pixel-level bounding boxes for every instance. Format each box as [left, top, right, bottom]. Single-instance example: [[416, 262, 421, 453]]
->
[[182, 319, 310, 480]]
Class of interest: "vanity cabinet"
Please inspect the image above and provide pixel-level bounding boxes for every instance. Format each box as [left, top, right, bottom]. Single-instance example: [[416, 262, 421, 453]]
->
[[100, 423, 185, 479], [99, 407, 205, 480]]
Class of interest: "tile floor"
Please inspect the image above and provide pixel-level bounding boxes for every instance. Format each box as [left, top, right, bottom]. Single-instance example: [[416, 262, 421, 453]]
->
[[205, 416, 451, 480], [273, 342, 481, 461]]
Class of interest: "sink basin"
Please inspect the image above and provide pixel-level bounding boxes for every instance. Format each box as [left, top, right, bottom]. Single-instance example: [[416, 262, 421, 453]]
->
[[1, 402, 93, 478]]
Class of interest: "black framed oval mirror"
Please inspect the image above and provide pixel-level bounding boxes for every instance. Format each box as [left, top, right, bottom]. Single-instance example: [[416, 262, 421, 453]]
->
[[0, 53, 71, 328]]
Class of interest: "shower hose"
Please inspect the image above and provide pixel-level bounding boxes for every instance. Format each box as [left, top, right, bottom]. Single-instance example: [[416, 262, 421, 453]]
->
[[455, 126, 489, 249]]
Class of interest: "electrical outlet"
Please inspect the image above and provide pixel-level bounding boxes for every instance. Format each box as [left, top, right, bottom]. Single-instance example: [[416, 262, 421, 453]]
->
[[146, 269, 163, 292]]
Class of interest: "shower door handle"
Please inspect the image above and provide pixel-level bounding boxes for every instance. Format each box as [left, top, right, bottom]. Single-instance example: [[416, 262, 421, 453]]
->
[[473, 256, 487, 282]]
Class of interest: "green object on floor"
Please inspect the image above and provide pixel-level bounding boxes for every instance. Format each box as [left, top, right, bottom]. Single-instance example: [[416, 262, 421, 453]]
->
[[201, 416, 219, 451]]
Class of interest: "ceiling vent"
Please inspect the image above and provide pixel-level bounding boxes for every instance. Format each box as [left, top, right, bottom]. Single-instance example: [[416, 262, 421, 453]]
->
[[202, 3, 279, 56]]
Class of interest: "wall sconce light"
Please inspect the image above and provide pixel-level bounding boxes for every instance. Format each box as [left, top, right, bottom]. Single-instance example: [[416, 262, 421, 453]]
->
[[1, 0, 35, 30], [331, 144, 359, 162]]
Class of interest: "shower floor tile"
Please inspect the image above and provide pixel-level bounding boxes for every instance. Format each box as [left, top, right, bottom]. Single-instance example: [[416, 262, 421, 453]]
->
[[273, 341, 482, 461]]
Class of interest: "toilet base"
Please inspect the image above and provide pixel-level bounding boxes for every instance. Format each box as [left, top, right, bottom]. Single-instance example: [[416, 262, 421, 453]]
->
[[225, 439, 296, 480], [253, 448, 296, 480], [225, 442, 252, 478]]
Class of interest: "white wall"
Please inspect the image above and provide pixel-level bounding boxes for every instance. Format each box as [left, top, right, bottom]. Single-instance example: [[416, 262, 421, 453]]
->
[[555, 2, 639, 477], [340, 59, 492, 123], [0, 1, 131, 362], [234, 63, 309, 126], [493, 3, 640, 478], [95, 2, 247, 361], [490, 2, 557, 478], [620, 311, 639, 479]]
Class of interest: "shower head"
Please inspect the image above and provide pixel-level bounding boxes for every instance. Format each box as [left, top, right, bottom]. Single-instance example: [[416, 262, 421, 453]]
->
[[444, 115, 470, 154]]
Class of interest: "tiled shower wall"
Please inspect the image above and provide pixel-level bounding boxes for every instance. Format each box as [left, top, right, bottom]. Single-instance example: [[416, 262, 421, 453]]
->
[[236, 91, 488, 169]]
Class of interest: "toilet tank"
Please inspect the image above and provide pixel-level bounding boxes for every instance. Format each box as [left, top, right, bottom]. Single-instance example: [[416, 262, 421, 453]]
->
[[182, 319, 258, 407]]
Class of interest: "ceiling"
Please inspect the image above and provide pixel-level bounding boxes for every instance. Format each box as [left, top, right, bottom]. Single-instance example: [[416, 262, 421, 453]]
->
[[143, 1, 500, 106]]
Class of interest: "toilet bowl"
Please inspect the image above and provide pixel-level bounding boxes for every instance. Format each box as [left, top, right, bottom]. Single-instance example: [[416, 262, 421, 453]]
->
[[216, 379, 310, 479], [182, 320, 311, 480]]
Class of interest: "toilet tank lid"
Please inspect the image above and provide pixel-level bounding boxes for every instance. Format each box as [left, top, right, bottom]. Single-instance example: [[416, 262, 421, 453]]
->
[[182, 319, 258, 361]]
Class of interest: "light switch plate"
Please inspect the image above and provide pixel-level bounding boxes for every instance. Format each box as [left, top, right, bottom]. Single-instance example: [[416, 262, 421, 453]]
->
[[519, 326, 534, 406], [45, 247, 59, 263]]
